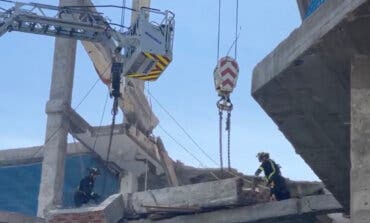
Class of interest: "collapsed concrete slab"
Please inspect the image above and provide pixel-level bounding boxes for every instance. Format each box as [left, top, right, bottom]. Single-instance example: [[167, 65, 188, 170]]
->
[[121, 178, 269, 218], [47, 194, 124, 223], [46, 178, 264, 222], [45, 177, 341, 223], [129, 194, 342, 223], [67, 108, 164, 176]]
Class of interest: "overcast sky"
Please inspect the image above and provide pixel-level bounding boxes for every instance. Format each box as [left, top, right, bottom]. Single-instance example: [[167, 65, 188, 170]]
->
[[0, 0, 319, 181]]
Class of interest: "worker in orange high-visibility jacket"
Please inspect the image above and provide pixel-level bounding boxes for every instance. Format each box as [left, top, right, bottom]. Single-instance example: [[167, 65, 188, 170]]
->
[[254, 152, 291, 201]]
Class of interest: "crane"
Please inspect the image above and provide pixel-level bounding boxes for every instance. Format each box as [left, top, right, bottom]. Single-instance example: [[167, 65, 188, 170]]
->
[[0, 0, 174, 134], [0, 0, 176, 215], [0, 0, 174, 86]]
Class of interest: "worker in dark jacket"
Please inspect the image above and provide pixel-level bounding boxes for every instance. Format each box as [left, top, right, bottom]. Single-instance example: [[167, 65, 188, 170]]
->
[[74, 167, 101, 207], [254, 152, 291, 201]]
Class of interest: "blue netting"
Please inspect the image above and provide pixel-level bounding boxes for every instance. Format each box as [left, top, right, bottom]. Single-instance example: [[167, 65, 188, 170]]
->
[[0, 154, 119, 216], [304, 0, 326, 18]]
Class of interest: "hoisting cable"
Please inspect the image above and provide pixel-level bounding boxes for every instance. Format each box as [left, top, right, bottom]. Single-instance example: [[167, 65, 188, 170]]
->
[[102, 57, 123, 194], [158, 124, 220, 180], [214, 0, 240, 173], [92, 92, 109, 151], [227, 0, 239, 171], [149, 93, 268, 188], [105, 98, 118, 165], [120, 0, 126, 33], [216, 0, 221, 63], [103, 0, 126, 168], [147, 91, 219, 165], [217, 98, 233, 171], [30, 77, 101, 158], [235, 0, 239, 59], [216, 0, 224, 172], [219, 108, 223, 171], [226, 110, 231, 170]]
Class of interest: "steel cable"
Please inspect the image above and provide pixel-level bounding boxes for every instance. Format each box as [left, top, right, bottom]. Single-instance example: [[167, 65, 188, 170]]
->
[[226, 111, 231, 170], [31, 78, 101, 158], [219, 109, 223, 172]]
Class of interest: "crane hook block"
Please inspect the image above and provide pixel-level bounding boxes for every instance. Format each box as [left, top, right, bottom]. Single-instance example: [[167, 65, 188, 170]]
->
[[214, 56, 239, 98], [111, 62, 123, 99]]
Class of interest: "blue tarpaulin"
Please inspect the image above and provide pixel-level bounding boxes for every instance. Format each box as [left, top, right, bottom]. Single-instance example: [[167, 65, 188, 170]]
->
[[0, 154, 119, 216], [305, 0, 326, 18]]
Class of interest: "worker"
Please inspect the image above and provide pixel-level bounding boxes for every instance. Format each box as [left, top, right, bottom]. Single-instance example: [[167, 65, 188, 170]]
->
[[254, 152, 291, 201], [74, 167, 101, 207]]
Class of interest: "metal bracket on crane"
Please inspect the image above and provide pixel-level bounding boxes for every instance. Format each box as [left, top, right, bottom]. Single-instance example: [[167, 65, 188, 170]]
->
[[122, 8, 174, 81]]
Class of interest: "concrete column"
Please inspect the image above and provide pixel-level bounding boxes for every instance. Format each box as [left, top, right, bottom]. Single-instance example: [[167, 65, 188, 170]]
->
[[120, 172, 138, 194], [350, 55, 370, 222], [131, 0, 151, 26], [37, 0, 82, 217], [296, 0, 311, 19], [129, 0, 151, 92]]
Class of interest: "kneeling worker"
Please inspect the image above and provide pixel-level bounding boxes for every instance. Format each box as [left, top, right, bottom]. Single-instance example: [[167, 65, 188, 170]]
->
[[74, 167, 101, 207], [254, 152, 291, 201]]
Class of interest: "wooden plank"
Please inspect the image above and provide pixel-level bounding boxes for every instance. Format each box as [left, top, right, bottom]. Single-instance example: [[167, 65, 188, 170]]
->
[[126, 125, 161, 162], [157, 137, 179, 186]]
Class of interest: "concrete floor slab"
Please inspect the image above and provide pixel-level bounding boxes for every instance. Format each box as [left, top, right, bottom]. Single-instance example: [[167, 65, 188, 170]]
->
[[252, 0, 370, 212]]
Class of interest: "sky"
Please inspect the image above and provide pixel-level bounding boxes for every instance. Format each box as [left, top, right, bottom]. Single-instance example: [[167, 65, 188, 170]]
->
[[0, 0, 319, 181]]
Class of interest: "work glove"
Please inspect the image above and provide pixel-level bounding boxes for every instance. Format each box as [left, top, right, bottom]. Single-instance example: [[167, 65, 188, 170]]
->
[[90, 192, 100, 201]]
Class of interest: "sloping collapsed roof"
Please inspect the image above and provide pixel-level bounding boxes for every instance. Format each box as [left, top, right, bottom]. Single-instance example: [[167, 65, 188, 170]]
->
[[47, 178, 342, 223]]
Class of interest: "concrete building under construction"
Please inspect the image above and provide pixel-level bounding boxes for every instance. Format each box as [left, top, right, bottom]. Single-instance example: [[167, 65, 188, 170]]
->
[[0, 0, 369, 222]]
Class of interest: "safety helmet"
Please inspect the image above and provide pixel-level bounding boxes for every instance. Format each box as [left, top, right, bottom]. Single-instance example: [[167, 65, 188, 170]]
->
[[256, 152, 269, 161], [88, 167, 100, 176]]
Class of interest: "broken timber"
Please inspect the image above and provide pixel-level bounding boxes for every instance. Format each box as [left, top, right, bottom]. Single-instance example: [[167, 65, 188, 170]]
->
[[156, 137, 179, 187]]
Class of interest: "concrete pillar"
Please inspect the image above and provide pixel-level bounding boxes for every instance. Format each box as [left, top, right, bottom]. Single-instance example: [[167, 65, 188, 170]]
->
[[350, 55, 370, 222], [296, 0, 311, 19], [37, 0, 82, 217], [130, 0, 150, 92], [120, 172, 138, 194], [131, 0, 151, 25]]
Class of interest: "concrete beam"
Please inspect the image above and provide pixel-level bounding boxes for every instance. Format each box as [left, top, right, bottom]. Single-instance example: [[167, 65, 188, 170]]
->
[[350, 55, 370, 222], [66, 108, 93, 134], [0, 143, 89, 167], [72, 124, 164, 176], [129, 195, 342, 223], [296, 0, 311, 19], [157, 137, 179, 187], [66, 107, 163, 175], [126, 125, 161, 162], [251, 0, 370, 213], [252, 0, 367, 94], [122, 178, 262, 218]]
